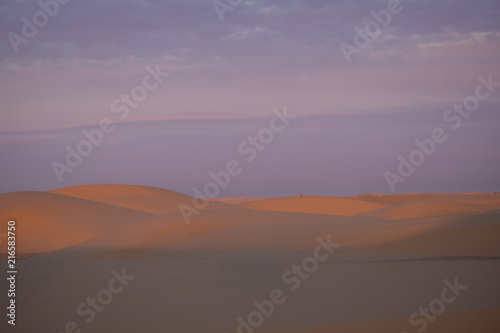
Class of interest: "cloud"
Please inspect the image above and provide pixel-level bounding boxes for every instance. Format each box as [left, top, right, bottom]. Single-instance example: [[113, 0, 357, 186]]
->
[[1, 0, 499, 132], [2, 0, 499, 65]]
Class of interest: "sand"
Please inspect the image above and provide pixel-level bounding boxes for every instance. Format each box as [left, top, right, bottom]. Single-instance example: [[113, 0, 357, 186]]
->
[[239, 195, 388, 216], [1, 185, 499, 332]]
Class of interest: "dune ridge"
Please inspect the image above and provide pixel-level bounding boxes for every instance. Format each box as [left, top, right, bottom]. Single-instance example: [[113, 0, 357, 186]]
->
[[49, 184, 233, 214]]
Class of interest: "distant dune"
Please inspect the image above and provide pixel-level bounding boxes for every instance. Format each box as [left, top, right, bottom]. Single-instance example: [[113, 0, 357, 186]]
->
[[1, 185, 499, 333], [209, 196, 268, 204], [239, 195, 387, 216]]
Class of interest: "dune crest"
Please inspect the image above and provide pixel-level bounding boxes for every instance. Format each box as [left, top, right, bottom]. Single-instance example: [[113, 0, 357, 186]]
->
[[49, 184, 204, 214]]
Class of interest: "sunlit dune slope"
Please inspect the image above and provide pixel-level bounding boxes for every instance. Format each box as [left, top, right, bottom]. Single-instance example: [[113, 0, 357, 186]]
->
[[356, 193, 436, 205], [238, 196, 387, 216], [50, 184, 233, 214], [0, 191, 151, 253], [357, 193, 500, 210], [356, 193, 500, 220]]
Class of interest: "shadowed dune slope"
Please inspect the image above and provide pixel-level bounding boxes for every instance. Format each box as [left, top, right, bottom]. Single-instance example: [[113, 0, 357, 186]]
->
[[52, 207, 500, 260], [368, 199, 482, 220], [238, 196, 387, 216], [0, 191, 151, 253], [351, 212, 500, 257]]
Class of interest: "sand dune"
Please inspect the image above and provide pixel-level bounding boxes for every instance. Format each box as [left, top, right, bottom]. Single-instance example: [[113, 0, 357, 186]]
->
[[357, 193, 500, 211], [0, 191, 151, 253], [50, 184, 233, 214], [355, 193, 435, 204], [1, 187, 499, 333], [239, 195, 387, 216], [368, 199, 482, 220], [351, 212, 500, 257], [0, 184, 243, 253], [210, 196, 268, 204], [49, 202, 500, 260]]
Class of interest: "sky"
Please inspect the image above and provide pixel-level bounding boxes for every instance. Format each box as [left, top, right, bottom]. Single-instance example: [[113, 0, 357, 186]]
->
[[0, 0, 499, 196]]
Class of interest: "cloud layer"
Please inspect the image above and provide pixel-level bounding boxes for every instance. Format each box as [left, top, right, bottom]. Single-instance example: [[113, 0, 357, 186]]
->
[[1, 0, 500, 131]]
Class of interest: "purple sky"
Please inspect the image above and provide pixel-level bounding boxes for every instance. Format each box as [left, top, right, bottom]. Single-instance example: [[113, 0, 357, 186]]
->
[[0, 0, 499, 195]]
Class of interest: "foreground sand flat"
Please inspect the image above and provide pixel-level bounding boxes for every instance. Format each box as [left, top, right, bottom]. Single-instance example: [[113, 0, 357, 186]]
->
[[1, 185, 499, 332]]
